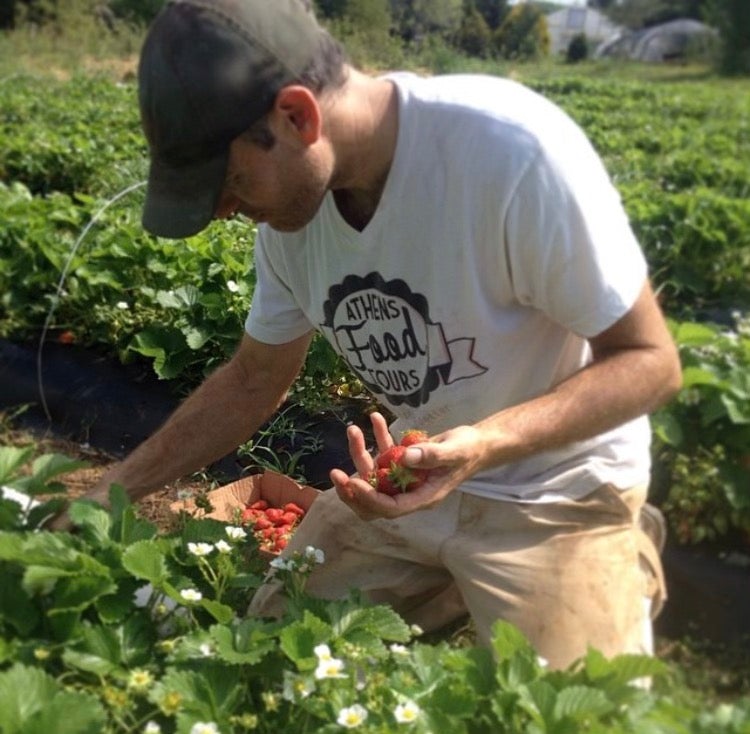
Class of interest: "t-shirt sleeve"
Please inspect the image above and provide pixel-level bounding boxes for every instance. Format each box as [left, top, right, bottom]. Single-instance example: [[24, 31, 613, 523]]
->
[[244, 227, 314, 344], [504, 144, 647, 338]]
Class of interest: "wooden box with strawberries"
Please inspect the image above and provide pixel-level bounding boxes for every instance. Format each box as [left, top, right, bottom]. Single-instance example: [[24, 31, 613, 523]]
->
[[170, 471, 321, 556]]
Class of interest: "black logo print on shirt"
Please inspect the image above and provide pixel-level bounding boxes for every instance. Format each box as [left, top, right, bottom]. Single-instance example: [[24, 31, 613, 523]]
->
[[320, 272, 488, 408]]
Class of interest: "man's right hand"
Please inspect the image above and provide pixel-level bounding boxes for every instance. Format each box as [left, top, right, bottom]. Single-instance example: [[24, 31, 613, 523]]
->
[[45, 483, 112, 532]]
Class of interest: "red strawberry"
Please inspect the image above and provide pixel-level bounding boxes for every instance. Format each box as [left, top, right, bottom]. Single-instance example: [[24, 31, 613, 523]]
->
[[249, 500, 269, 511], [370, 467, 400, 496], [388, 463, 429, 493], [372, 442, 429, 494], [253, 516, 272, 531], [375, 445, 408, 470], [265, 508, 284, 523], [281, 511, 299, 526], [400, 429, 429, 447], [283, 502, 305, 517], [240, 507, 255, 525]]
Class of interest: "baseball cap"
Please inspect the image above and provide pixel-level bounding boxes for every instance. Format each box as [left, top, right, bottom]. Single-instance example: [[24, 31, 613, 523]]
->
[[138, 0, 326, 238]]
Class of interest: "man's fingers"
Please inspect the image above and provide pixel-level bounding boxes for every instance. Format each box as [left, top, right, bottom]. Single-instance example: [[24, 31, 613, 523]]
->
[[370, 411, 393, 454], [346, 424, 374, 480]]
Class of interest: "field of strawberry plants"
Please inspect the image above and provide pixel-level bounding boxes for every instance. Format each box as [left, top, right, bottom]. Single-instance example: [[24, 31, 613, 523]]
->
[[1, 65, 749, 732]]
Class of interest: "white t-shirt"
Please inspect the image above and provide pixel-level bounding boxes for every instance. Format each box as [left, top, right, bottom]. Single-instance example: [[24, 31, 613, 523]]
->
[[246, 73, 651, 502]]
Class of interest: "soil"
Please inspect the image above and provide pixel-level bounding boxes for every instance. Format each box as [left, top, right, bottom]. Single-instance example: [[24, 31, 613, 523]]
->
[[0, 419, 211, 533]]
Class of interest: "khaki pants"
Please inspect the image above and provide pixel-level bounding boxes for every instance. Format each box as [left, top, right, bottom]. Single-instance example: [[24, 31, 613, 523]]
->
[[249, 483, 666, 670]]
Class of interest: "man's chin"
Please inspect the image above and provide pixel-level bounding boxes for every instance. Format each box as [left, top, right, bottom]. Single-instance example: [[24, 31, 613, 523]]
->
[[264, 216, 311, 233]]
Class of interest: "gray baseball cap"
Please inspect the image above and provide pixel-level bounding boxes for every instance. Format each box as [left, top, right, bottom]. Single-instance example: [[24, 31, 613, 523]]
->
[[138, 0, 326, 238]]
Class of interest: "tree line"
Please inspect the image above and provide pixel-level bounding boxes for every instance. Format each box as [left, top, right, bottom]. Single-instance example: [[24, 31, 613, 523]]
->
[[1, 0, 748, 73]]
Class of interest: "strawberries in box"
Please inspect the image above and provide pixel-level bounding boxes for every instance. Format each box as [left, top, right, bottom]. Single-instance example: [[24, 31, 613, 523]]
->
[[170, 471, 320, 556]]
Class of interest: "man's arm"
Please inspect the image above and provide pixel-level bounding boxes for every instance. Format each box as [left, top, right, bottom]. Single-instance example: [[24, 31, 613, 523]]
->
[[78, 331, 312, 508], [332, 280, 682, 519]]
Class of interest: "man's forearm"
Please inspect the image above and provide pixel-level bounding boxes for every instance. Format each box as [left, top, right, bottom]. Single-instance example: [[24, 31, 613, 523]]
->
[[93, 355, 287, 503], [474, 282, 682, 472], [474, 342, 681, 472]]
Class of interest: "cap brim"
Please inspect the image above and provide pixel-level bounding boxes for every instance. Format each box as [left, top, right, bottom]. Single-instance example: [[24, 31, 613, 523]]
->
[[142, 149, 229, 239]]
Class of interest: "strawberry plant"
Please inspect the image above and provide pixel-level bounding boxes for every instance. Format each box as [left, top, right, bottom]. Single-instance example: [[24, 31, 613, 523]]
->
[[236, 405, 325, 485], [651, 316, 750, 545], [1, 439, 750, 730]]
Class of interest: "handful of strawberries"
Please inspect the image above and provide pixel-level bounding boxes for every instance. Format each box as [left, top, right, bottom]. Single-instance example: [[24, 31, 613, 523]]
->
[[369, 429, 430, 496], [240, 499, 306, 554]]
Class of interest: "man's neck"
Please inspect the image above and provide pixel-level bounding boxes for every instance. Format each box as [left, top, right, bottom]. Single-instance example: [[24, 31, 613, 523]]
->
[[326, 69, 398, 231]]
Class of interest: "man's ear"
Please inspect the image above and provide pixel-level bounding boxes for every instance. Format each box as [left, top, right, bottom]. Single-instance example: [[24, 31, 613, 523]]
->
[[272, 86, 322, 146]]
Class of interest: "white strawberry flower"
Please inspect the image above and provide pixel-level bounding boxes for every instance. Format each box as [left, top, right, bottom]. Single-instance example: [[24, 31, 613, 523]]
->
[[180, 588, 202, 603], [189, 723, 220, 734], [187, 542, 214, 557], [304, 546, 325, 564], [314, 643, 333, 661], [394, 700, 421, 724], [214, 540, 232, 554], [337, 704, 368, 728], [314, 657, 346, 680], [225, 525, 247, 541], [390, 643, 409, 656], [143, 722, 161, 734], [269, 556, 293, 571]]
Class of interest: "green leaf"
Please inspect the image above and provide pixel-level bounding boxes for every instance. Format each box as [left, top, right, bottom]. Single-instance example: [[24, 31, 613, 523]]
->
[[61, 648, 118, 676], [157, 284, 201, 309], [29, 453, 89, 487], [0, 664, 59, 731], [279, 613, 332, 668], [428, 679, 476, 718], [150, 666, 241, 721], [586, 651, 668, 687], [127, 326, 190, 379], [0, 574, 40, 636], [0, 665, 104, 732], [210, 620, 277, 665], [22, 565, 73, 595], [67, 500, 112, 545], [0, 446, 34, 485], [721, 393, 750, 424], [26, 498, 67, 530], [184, 326, 212, 350], [329, 603, 411, 644], [23, 687, 106, 733], [200, 598, 234, 624], [0, 531, 90, 572], [525, 679, 558, 724], [104, 483, 158, 544], [49, 574, 117, 615], [121, 540, 169, 584], [66, 615, 146, 675], [681, 366, 722, 389], [491, 620, 535, 663], [553, 685, 613, 721], [651, 411, 684, 447], [674, 321, 717, 346]]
